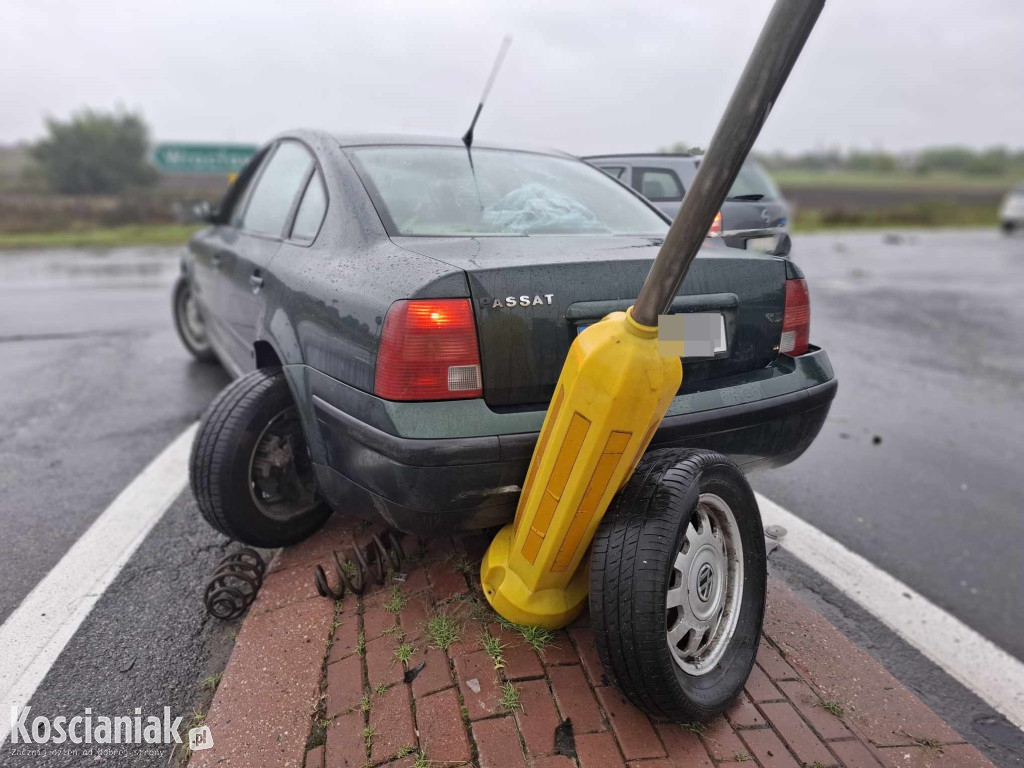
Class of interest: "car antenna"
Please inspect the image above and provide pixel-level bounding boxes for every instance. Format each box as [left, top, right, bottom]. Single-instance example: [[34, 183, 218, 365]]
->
[[462, 34, 512, 149]]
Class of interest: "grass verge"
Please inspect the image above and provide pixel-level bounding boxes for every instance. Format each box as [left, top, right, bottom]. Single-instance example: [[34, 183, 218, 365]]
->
[[0, 224, 200, 250]]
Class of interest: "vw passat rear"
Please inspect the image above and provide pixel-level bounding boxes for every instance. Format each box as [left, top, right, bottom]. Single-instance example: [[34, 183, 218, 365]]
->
[[179, 131, 836, 545]]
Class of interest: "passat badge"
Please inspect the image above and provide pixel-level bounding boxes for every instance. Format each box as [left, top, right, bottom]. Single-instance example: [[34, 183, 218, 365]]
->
[[481, 294, 554, 309]]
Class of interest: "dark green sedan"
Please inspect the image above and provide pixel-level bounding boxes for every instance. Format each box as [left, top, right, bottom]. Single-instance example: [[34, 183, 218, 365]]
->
[[173, 131, 835, 547]]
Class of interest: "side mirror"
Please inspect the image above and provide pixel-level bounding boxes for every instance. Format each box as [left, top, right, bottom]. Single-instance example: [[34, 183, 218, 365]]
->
[[771, 232, 792, 257], [174, 199, 214, 224]]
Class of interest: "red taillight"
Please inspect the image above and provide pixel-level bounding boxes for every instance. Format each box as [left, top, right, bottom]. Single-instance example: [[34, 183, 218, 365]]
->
[[780, 278, 810, 356], [708, 210, 723, 237], [374, 299, 483, 401]]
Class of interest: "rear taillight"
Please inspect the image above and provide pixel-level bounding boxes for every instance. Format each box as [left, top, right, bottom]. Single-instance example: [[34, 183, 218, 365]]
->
[[374, 299, 483, 401], [779, 278, 810, 356], [708, 211, 723, 237]]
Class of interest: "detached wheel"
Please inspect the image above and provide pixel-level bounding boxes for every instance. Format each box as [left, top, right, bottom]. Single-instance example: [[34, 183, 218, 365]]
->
[[172, 276, 216, 363], [190, 367, 330, 547], [590, 449, 766, 721]]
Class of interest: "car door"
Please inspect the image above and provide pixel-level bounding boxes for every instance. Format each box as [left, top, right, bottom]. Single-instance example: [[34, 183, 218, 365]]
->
[[225, 140, 316, 371], [188, 148, 272, 358], [632, 166, 685, 219]]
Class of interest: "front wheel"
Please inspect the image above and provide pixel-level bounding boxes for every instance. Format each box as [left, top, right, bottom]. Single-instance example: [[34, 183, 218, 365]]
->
[[190, 367, 331, 547], [589, 449, 766, 721]]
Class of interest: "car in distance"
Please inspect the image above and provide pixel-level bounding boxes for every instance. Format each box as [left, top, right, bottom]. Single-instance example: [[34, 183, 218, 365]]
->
[[175, 131, 835, 548], [584, 153, 791, 254], [1000, 185, 1024, 233]]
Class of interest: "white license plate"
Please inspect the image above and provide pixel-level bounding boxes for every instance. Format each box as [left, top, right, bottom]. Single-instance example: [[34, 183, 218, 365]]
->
[[748, 235, 777, 253]]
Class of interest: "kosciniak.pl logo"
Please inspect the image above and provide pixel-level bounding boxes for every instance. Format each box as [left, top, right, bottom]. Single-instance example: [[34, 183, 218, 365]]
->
[[9, 706, 186, 745]]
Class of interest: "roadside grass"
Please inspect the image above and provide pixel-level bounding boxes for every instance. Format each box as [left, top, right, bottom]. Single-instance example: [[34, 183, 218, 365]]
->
[[772, 169, 1023, 191], [0, 224, 201, 250], [791, 202, 998, 232]]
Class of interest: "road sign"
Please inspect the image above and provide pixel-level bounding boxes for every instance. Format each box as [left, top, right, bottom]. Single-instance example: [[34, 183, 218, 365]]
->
[[151, 143, 257, 175]]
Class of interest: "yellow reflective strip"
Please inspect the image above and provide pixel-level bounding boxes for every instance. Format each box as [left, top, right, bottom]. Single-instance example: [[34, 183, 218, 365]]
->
[[513, 386, 563, 539], [522, 411, 590, 564], [552, 431, 631, 571]]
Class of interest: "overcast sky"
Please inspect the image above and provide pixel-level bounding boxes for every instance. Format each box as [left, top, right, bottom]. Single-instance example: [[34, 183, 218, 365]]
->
[[1, 0, 1021, 154]]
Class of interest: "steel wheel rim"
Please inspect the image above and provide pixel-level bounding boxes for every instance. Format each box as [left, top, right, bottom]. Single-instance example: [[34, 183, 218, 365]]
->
[[248, 406, 319, 521], [178, 284, 211, 352], [666, 492, 744, 676]]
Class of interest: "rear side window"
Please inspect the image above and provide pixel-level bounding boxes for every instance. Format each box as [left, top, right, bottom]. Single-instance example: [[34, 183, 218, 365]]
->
[[241, 142, 313, 236], [598, 166, 626, 181], [636, 168, 684, 201], [290, 172, 327, 242]]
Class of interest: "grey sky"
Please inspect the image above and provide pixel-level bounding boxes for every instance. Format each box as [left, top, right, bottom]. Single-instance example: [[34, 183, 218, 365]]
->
[[2, 0, 1021, 154]]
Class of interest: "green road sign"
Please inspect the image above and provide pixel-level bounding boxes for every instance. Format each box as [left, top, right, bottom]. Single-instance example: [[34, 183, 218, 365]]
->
[[151, 143, 258, 174]]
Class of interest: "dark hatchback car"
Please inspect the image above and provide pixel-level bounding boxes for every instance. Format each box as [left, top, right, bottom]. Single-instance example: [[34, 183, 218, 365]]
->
[[174, 131, 835, 547], [584, 153, 791, 254]]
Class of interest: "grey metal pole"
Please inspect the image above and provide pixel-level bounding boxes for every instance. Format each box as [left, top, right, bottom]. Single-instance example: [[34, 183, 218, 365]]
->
[[632, 0, 825, 327]]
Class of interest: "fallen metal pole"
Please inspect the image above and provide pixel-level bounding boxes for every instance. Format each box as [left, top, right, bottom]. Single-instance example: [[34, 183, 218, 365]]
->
[[632, 0, 825, 327]]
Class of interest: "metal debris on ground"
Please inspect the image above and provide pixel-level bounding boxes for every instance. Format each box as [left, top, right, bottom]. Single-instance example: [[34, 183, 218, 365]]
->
[[203, 549, 266, 620], [312, 529, 405, 599]]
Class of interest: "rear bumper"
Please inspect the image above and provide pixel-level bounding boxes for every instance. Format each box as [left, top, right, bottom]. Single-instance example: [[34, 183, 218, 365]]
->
[[308, 348, 836, 536]]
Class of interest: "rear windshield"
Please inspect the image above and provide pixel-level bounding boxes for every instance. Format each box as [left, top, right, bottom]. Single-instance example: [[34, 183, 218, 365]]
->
[[349, 146, 669, 237], [726, 163, 782, 201]]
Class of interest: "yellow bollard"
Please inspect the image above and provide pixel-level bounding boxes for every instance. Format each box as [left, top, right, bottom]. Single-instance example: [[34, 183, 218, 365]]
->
[[480, 308, 682, 629]]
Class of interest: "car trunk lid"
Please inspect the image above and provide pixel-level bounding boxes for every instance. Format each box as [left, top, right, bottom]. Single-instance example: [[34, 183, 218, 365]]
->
[[393, 235, 786, 407]]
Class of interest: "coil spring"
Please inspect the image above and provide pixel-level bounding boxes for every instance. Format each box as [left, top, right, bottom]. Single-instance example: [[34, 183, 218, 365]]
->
[[314, 530, 405, 599], [204, 549, 266, 620]]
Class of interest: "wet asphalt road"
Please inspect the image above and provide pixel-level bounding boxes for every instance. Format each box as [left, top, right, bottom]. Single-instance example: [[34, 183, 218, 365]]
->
[[753, 229, 1024, 664], [0, 230, 1021, 764]]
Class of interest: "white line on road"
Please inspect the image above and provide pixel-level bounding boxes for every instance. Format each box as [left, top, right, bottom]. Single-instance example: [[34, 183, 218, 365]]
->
[[0, 424, 196, 748], [757, 492, 1024, 731]]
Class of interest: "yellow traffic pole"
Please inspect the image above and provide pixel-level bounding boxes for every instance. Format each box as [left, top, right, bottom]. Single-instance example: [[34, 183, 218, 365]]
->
[[482, 0, 826, 629]]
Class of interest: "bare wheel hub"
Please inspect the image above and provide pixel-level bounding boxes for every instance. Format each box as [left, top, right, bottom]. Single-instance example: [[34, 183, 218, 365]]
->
[[249, 406, 319, 521], [666, 493, 744, 676]]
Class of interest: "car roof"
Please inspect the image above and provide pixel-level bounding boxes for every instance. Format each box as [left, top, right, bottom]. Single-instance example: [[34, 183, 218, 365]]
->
[[330, 132, 574, 158], [583, 153, 700, 162]]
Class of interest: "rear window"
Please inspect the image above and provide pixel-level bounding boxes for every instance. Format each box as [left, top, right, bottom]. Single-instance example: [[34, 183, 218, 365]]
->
[[349, 146, 668, 237], [725, 163, 782, 201]]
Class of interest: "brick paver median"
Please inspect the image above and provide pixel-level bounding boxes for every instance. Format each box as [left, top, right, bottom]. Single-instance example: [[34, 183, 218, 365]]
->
[[191, 515, 996, 768]]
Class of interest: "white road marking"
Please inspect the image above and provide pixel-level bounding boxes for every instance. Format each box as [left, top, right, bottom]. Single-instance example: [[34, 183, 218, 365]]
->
[[757, 492, 1024, 730], [0, 424, 196, 748]]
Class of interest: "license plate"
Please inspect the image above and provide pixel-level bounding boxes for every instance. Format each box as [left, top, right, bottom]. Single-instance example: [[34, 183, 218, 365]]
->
[[748, 235, 777, 253], [579, 314, 728, 357]]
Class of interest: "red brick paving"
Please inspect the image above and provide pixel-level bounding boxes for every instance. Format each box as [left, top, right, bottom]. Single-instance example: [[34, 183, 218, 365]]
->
[[325, 652, 363, 718], [324, 710, 365, 768], [595, 686, 666, 760], [548, 664, 604, 733], [725, 691, 766, 728], [195, 527, 997, 768], [416, 687, 473, 763], [830, 738, 885, 767], [455, 648, 502, 719], [655, 721, 715, 767], [701, 716, 748, 761], [740, 727, 800, 767], [760, 700, 836, 766], [410, 644, 452, 698], [515, 678, 562, 755], [368, 684, 416, 763], [575, 730, 627, 768], [473, 715, 527, 768]]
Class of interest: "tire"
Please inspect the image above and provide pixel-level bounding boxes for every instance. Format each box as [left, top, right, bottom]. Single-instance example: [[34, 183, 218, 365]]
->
[[190, 367, 331, 547], [1001, 221, 1016, 235], [172, 275, 217, 363], [590, 448, 766, 721]]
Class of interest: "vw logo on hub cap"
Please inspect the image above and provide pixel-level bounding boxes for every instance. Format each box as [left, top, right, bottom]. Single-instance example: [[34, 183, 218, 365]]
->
[[696, 563, 715, 602]]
